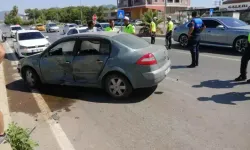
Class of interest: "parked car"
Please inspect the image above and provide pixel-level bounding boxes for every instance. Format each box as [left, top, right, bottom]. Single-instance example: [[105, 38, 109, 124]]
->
[[9, 25, 24, 38], [66, 27, 88, 36], [95, 23, 110, 31], [18, 32, 171, 99], [63, 23, 78, 34], [13, 30, 50, 58], [35, 24, 45, 31], [173, 17, 250, 53], [46, 23, 60, 32]]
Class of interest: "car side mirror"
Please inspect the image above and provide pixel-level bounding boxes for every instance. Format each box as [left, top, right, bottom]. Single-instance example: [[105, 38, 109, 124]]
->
[[216, 25, 225, 30], [45, 36, 49, 39]]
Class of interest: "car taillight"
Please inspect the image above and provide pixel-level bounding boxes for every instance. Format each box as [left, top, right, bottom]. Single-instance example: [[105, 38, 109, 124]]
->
[[136, 53, 157, 65]]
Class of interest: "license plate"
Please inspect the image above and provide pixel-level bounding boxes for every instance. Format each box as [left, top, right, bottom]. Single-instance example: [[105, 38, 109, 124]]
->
[[32, 49, 42, 53], [165, 67, 170, 75]]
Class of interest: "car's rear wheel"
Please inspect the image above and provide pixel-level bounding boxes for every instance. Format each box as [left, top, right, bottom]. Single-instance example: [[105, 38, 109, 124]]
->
[[105, 74, 132, 99], [23, 67, 40, 88], [234, 37, 248, 53], [179, 34, 189, 47]]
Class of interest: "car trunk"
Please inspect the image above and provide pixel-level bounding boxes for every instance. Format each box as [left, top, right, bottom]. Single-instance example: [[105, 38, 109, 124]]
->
[[135, 44, 169, 72]]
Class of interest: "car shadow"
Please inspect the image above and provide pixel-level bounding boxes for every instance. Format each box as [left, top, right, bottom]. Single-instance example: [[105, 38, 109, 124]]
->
[[193, 79, 249, 89], [198, 92, 250, 105], [171, 44, 242, 57], [6, 80, 157, 104]]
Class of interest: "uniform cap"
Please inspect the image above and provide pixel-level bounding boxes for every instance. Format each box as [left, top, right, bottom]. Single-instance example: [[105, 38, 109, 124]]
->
[[124, 16, 129, 21], [167, 16, 172, 19]]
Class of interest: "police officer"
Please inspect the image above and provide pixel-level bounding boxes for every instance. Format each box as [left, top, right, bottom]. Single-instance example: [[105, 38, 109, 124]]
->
[[105, 20, 117, 32], [150, 17, 156, 44], [187, 11, 206, 68], [234, 33, 250, 82], [123, 16, 135, 34], [166, 16, 174, 49]]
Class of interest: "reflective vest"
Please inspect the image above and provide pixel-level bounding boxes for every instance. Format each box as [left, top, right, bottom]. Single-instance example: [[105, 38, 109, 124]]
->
[[167, 21, 174, 31], [105, 26, 116, 32], [248, 33, 250, 43], [123, 24, 135, 34], [151, 21, 156, 32]]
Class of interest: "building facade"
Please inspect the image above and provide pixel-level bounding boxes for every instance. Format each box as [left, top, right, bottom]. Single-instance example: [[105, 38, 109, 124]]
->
[[117, 0, 191, 20]]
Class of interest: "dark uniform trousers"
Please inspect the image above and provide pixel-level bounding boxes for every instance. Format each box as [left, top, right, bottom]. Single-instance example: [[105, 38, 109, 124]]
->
[[189, 35, 201, 66], [166, 31, 172, 49], [240, 44, 250, 77], [151, 32, 156, 44]]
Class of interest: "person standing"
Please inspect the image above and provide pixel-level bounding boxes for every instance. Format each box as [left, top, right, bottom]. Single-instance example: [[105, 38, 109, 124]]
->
[[234, 33, 250, 82], [0, 43, 6, 144], [123, 16, 135, 35], [166, 16, 174, 50], [150, 18, 156, 44], [83, 20, 102, 32], [105, 20, 117, 32], [187, 11, 206, 68]]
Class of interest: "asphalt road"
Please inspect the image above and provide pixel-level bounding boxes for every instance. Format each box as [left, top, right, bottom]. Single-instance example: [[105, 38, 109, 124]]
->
[[1, 25, 250, 150]]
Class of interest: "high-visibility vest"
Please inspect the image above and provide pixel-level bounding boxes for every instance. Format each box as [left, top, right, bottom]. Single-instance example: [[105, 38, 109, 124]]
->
[[105, 26, 117, 32], [123, 24, 135, 34], [248, 33, 250, 43], [151, 21, 156, 32]]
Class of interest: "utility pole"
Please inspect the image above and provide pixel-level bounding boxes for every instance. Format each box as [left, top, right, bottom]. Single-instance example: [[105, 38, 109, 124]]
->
[[163, 0, 167, 34], [80, 0, 83, 25]]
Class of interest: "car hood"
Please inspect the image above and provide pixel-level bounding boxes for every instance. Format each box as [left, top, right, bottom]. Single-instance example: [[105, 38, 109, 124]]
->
[[229, 25, 250, 30], [19, 39, 49, 47]]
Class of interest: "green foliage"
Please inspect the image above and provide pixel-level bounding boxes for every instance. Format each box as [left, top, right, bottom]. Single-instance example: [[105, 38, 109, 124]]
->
[[141, 10, 163, 33], [4, 5, 23, 25], [6, 122, 38, 150]]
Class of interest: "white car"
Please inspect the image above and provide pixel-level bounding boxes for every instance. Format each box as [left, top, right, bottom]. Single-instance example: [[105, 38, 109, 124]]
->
[[66, 27, 88, 36], [13, 30, 50, 58], [63, 24, 77, 34], [10, 25, 24, 38]]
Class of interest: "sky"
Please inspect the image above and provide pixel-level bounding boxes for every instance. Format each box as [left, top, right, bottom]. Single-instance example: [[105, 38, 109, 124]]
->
[[0, 0, 213, 14]]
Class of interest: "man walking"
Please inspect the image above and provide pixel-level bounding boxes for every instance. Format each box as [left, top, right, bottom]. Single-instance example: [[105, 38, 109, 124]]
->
[[234, 34, 250, 82], [123, 16, 135, 35], [150, 18, 156, 44], [166, 16, 174, 50], [187, 11, 206, 68], [0, 43, 6, 144]]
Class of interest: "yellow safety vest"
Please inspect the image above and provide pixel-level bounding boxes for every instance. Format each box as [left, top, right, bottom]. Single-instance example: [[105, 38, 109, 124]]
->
[[248, 33, 250, 43], [167, 21, 174, 31], [151, 21, 156, 32], [123, 24, 135, 34], [105, 26, 116, 32]]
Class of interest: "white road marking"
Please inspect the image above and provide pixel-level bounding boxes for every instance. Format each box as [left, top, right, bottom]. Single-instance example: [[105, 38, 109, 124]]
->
[[5, 41, 76, 150]]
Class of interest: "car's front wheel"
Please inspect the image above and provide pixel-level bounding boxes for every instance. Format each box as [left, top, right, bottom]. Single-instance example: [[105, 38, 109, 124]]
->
[[179, 34, 189, 47], [234, 37, 248, 53], [23, 67, 40, 88], [105, 74, 133, 99]]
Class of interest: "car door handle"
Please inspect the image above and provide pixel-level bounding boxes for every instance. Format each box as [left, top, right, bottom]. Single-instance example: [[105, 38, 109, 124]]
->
[[96, 60, 103, 63]]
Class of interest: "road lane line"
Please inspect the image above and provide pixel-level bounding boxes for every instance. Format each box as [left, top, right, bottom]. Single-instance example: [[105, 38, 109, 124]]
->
[[5, 41, 76, 150]]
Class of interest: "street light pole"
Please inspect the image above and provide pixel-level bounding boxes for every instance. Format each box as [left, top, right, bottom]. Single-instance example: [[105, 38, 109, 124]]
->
[[163, 0, 167, 34], [80, 0, 83, 25]]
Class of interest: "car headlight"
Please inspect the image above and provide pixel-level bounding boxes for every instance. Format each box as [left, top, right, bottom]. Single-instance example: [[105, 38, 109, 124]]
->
[[20, 45, 27, 49]]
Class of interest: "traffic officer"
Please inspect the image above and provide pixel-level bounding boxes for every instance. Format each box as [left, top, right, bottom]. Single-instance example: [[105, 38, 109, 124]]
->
[[150, 17, 156, 44], [123, 16, 135, 34], [234, 33, 250, 82], [187, 11, 206, 68], [166, 16, 174, 50], [105, 20, 117, 32]]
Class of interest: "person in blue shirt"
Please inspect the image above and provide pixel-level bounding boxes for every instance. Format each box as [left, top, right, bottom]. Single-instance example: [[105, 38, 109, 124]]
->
[[187, 11, 206, 68]]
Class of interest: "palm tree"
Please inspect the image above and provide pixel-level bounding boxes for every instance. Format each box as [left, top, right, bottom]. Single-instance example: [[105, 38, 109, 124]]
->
[[11, 6, 18, 17], [139, 10, 163, 35]]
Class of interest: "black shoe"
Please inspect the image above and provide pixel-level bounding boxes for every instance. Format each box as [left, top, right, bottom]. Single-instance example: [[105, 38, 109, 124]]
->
[[187, 64, 196, 68], [235, 75, 247, 81], [247, 79, 250, 83]]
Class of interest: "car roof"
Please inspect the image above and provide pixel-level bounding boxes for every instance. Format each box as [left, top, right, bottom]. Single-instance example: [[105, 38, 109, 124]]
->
[[10, 25, 21, 27], [66, 31, 122, 39], [78, 27, 88, 30], [17, 30, 41, 34]]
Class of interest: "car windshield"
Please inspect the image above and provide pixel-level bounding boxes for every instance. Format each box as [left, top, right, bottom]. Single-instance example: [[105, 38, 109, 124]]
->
[[19, 32, 44, 41], [69, 25, 76, 27], [49, 24, 57, 27], [113, 34, 150, 49], [11, 27, 22, 30], [218, 18, 248, 27], [101, 24, 110, 28]]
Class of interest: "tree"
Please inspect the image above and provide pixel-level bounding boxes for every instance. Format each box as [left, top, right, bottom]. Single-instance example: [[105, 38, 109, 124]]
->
[[141, 10, 163, 27], [4, 6, 22, 25], [11, 5, 18, 16]]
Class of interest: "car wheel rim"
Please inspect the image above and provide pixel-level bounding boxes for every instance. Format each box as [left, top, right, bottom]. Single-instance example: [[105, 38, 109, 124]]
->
[[26, 70, 35, 86], [236, 39, 248, 53], [180, 36, 188, 46], [109, 78, 126, 97]]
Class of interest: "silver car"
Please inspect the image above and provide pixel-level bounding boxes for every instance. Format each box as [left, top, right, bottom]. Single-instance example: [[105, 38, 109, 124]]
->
[[18, 32, 171, 99], [46, 23, 60, 32], [173, 17, 250, 53]]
